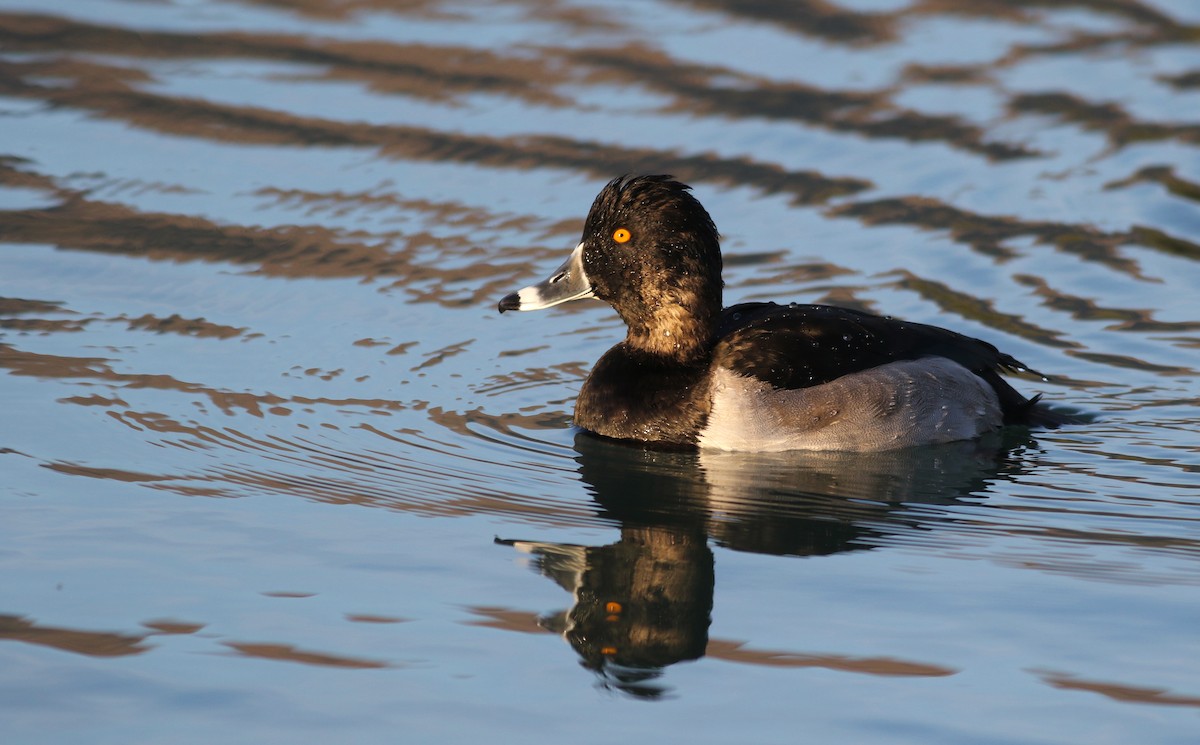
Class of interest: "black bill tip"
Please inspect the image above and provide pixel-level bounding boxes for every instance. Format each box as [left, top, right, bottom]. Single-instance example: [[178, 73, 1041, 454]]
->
[[498, 292, 521, 313]]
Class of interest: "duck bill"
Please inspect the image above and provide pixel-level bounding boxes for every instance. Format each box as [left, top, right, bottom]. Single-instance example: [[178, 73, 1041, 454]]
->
[[498, 243, 594, 313]]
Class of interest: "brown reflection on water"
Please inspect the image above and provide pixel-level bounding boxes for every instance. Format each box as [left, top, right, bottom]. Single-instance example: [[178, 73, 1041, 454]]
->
[[0, 13, 567, 106], [705, 640, 955, 677], [1037, 670, 1200, 708], [9, 396, 598, 525], [574, 44, 1036, 161], [885, 270, 1078, 350], [672, 0, 892, 43], [1, 308, 244, 345], [344, 613, 409, 624], [1011, 91, 1200, 149], [915, 0, 1196, 46], [589, 2, 1196, 157], [0, 299, 90, 334], [0, 5, 1138, 171], [42, 461, 172, 484], [142, 619, 207, 635], [2, 3, 1195, 326], [256, 0, 621, 30], [0, 191, 483, 286], [0, 301, 244, 345], [830, 196, 1152, 279], [0, 614, 153, 657], [1067, 349, 1195, 375], [222, 641, 393, 669], [0, 156, 64, 195], [1108, 165, 1200, 205], [123, 314, 246, 339], [463, 606, 546, 635], [1014, 275, 1200, 334], [0, 344, 406, 417], [12, 3, 1148, 166], [0, 53, 867, 206], [676, 0, 1198, 48]]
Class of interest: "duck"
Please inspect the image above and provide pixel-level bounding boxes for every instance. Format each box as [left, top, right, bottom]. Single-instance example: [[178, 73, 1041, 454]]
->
[[498, 175, 1063, 452]]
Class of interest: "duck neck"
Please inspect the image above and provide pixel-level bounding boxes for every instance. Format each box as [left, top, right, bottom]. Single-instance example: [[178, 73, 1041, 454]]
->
[[624, 303, 715, 364]]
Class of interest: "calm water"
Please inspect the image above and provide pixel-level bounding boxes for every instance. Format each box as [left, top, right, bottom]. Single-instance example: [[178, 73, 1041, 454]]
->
[[2, 0, 1199, 742]]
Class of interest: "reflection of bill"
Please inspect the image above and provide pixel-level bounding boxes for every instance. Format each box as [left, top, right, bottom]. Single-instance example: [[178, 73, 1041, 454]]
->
[[497, 430, 1034, 696]]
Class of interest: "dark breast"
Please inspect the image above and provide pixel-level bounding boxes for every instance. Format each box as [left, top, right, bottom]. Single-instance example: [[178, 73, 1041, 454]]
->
[[574, 343, 713, 447]]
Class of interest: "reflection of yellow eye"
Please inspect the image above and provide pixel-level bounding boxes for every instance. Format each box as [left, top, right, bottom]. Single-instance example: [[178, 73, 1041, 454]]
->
[[613, 228, 631, 244]]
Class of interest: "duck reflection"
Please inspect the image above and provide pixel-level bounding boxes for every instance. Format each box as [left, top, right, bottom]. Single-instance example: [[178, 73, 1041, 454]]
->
[[501, 524, 711, 698], [498, 431, 1036, 697]]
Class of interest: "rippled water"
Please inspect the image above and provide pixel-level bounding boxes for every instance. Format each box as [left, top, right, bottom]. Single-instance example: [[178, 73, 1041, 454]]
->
[[2, 0, 1199, 742]]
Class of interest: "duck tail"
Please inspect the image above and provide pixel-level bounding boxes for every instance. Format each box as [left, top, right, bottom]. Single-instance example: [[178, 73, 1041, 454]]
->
[[1017, 393, 1086, 429], [987, 369, 1083, 429]]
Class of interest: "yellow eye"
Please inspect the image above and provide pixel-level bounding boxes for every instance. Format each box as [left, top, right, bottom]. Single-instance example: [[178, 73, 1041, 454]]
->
[[612, 228, 631, 244]]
